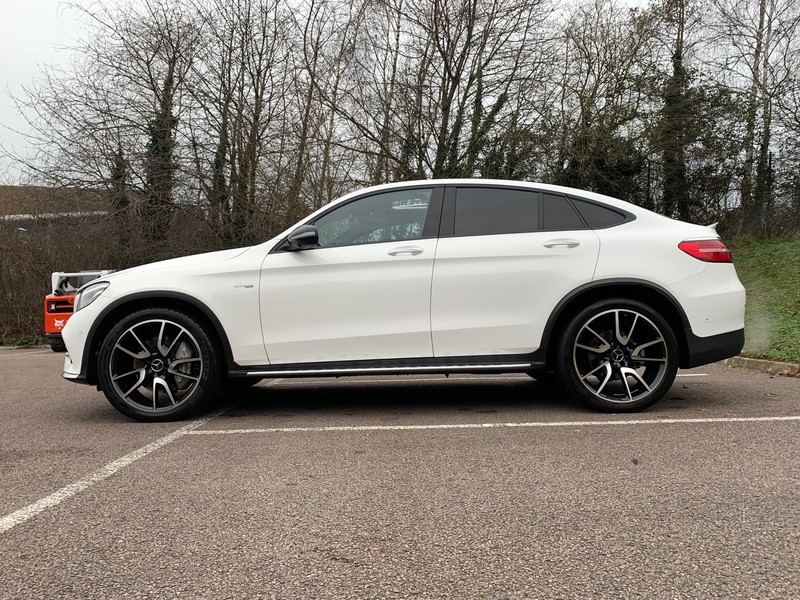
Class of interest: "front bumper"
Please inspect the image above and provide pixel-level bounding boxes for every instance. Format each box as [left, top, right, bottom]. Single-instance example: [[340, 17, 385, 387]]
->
[[62, 352, 91, 384], [59, 292, 115, 385]]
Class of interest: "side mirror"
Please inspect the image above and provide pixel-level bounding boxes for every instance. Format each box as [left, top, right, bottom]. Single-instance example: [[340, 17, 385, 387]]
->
[[286, 224, 319, 251]]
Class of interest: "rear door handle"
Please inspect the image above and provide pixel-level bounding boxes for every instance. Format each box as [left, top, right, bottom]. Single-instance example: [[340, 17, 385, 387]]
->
[[543, 238, 580, 248], [387, 245, 424, 256]]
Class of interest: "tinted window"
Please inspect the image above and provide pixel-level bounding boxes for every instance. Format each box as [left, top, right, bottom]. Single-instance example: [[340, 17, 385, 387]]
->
[[314, 189, 432, 248], [455, 187, 538, 236], [571, 198, 627, 228], [542, 193, 585, 231]]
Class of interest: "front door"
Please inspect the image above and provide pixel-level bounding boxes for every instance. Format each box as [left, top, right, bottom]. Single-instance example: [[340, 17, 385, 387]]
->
[[260, 187, 441, 364]]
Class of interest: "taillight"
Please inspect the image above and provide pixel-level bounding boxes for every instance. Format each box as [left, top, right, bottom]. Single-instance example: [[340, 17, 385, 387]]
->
[[678, 239, 733, 263]]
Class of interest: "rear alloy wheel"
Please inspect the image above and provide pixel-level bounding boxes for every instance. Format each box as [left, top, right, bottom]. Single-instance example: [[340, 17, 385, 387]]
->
[[556, 299, 678, 412], [98, 308, 219, 422]]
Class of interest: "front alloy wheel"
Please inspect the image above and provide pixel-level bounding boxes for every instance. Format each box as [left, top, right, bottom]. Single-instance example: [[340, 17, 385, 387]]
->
[[556, 299, 678, 412], [98, 308, 219, 421]]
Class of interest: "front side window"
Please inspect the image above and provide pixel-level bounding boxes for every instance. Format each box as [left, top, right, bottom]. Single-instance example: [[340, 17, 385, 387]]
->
[[454, 187, 539, 236], [315, 189, 432, 248]]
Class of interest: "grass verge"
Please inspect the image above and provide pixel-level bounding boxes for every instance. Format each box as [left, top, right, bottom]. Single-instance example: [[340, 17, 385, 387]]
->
[[1, 334, 45, 348], [729, 237, 800, 363]]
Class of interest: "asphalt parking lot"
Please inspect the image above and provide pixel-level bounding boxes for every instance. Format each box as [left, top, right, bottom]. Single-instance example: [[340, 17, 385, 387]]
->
[[1, 347, 798, 599]]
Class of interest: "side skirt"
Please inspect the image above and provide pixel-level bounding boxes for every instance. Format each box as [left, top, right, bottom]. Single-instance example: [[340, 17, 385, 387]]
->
[[228, 352, 548, 379]]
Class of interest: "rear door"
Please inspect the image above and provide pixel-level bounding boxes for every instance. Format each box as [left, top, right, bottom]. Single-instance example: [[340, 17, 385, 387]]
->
[[430, 185, 601, 357]]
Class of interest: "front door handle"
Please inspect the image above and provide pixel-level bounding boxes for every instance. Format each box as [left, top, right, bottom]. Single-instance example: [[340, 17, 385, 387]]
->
[[387, 245, 424, 256], [543, 238, 580, 248]]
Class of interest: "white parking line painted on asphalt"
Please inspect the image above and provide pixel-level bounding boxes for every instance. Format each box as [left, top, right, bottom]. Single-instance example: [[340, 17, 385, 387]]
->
[[0, 409, 226, 535], [676, 373, 709, 377], [187, 415, 800, 436]]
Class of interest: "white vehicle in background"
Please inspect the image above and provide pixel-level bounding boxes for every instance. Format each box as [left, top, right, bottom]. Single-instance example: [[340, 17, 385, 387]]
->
[[60, 179, 746, 421]]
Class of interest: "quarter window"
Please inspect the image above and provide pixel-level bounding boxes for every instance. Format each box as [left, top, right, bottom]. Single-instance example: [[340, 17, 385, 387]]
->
[[571, 198, 627, 228]]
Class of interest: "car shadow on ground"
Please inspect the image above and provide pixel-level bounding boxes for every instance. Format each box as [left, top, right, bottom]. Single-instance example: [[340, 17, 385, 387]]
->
[[64, 375, 714, 424], [216, 376, 589, 420]]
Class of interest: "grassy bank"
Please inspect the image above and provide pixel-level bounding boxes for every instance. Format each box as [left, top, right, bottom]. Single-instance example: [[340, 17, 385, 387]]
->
[[729, 237, 800, 363]]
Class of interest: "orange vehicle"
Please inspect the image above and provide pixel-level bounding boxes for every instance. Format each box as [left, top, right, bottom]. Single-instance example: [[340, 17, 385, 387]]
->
[[44, 270, 112, 351]]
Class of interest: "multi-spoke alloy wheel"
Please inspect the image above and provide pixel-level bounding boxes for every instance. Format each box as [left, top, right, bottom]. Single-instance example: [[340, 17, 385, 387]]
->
[[556, 299, 678, 412], [98, 308, 219, 421]]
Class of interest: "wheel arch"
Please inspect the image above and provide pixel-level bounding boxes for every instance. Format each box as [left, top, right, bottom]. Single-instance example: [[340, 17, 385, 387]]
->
[[541, 279, 692, 371], [81, 292, 234, 386]]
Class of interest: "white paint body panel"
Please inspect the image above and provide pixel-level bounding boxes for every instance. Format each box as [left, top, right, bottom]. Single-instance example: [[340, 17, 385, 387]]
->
[[62, 246, 272, 369], [260, 239, 437, 363], [430, 230, 600, 356], [667, 265, 747, 337]]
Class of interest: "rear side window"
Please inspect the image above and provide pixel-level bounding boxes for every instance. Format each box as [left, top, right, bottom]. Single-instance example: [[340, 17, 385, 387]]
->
[[542, 193, 585, 231], [571, 198, 627, 228], [455, 187, 538, 236]]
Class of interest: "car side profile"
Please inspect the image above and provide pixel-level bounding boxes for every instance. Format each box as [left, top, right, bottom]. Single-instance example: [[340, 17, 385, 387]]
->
[[60, 179, 746, 421]]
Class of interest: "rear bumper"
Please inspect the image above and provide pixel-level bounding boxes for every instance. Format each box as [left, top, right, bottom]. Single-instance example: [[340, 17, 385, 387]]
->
[[682, 328, 745, 368]]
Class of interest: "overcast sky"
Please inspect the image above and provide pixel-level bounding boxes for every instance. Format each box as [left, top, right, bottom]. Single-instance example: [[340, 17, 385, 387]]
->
[[0, 1, 85, 184]]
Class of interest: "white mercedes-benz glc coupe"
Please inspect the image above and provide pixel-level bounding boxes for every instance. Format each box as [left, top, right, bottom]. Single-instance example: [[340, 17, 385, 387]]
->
[[61, 179, 746, 421]]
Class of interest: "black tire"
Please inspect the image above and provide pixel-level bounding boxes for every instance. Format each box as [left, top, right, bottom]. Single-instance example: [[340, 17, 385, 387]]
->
[[97, 308, 220, 422], [555, 298, 679, 412]]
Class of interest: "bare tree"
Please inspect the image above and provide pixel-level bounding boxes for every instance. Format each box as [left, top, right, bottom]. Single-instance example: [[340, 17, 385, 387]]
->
[[306, 0, 550, 180], [543, 0, 657, 202], [712, 0, 800, 235], [187, 0, 290, 245], [9, 0, 202, 257], [409, 0, 548, 177], [285, 0, 364, 219]]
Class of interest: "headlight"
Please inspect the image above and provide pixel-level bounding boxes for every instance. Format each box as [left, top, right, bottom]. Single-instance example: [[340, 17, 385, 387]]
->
[[74, 282, 109, 312]]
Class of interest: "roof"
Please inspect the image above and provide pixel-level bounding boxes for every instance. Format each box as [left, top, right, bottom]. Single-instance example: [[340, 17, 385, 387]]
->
[[311, 178, 642, 217]]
